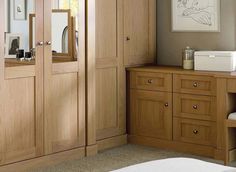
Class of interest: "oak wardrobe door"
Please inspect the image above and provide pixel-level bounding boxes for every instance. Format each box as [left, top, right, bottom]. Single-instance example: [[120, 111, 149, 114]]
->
[[0, 0, 44, 164], [43, 0, 85, 154], [124, 0, 157, 66], [95, 0, 126, 140]]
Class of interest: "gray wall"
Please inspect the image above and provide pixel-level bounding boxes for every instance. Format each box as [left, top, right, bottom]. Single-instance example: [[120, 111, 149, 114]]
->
[[157, 0, 236, 66]]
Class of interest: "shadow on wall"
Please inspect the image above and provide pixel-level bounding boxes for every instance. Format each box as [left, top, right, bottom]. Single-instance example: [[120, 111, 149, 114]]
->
[[157, 0, 236, 66]]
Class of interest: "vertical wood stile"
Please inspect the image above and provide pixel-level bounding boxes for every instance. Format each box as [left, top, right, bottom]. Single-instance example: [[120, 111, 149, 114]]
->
[[35, 0, 45, 156], [0, 0, 5, 163], [78, 0, 86, 147], [86, 0, 97, 147]]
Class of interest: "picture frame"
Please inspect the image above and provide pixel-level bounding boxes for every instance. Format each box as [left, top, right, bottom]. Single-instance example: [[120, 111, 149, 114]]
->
[[5, 33, 23, 58], [172, 0, 221, 32], [14, 0, 26, 20]]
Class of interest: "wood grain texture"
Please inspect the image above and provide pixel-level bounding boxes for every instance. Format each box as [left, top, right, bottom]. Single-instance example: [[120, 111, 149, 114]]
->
[[95, 0, 126, 141], [173, 93, 216, 121], [0, 148, 85, 172], [97, 134, 127, 151], [0, 78, 37, 164], [5, 66, 35, 79], [86, 0, 97, 146], [130, 71, 172, 92], [43, 0, 85, 155], [216, 78, 228, 151], [127, 66, 234, 160], [0, 0, 44, 165], [129, 89, 172, 140], [128, 135, 216, 158], [173, 74, 216, 96], [44, 73, 82, 154], [173, 117, 216, 147], [124, 0, 156, 66]]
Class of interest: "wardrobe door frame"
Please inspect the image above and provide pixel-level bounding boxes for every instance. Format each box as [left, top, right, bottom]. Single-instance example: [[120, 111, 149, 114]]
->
[[86, 0, 97, 155], [0, 0, 44, 163], [43, 0, 86, 154]]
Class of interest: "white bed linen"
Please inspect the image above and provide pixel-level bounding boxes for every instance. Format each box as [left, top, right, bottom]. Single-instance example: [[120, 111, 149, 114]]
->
[[112, 158, 236, 172]]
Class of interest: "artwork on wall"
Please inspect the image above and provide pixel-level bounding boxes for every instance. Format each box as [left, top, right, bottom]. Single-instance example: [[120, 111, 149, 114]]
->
[[14, 0, 26, 20], [172, 0, 220, 32], [5, 33, 23, 58]]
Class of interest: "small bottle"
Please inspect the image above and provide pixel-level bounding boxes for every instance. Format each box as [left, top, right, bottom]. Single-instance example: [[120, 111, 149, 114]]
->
[[182, 46, 194, 70]]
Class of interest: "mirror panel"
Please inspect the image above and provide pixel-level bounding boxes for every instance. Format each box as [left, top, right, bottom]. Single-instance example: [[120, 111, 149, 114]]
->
[[4, 0, 36, 67], [51, 0, 79, 62]]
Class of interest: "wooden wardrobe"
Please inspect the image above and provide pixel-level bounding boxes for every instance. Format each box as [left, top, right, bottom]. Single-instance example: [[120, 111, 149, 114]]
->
[[86, 0, 157, 153], [0, 0, 156, 167], [0, 0, 86, 166]]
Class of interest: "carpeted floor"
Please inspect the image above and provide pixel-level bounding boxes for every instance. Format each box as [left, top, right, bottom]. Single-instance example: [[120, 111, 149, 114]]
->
[[30, 144, 226, 172]]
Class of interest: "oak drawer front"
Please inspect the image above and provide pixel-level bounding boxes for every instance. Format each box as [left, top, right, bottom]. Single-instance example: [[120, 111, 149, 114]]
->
[[228, 79, 236, 93], [173, 118, 216, 147], [173, 74, 216, 96], [173, 93, 216, 121], [130, 71, 172, 92]]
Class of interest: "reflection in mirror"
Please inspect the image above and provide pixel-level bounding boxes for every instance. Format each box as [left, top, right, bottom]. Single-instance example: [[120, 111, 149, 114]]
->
[[30, 10, 72, 56], [52, 0, 79, 61], [4, 0, 36, 67]]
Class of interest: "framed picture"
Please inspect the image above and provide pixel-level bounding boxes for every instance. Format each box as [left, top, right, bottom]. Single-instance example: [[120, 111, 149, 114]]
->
[[5, 33, 23, 58], [14, 0, 26, 20], [172, 0, 220, 32]]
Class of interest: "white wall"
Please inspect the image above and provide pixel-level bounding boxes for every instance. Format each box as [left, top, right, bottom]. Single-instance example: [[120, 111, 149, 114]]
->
[[9, 0, 35, 51]]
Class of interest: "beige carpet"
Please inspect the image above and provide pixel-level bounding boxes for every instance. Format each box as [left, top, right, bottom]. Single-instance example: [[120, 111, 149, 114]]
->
[[30, 144, 226, 172]]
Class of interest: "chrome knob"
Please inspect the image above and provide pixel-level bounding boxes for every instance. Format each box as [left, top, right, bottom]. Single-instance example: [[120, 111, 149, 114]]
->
[[46, 41, 51, 45], [193, 105, 198, 109], [193, 130, 199, 135], [37, 41, 44, 46], [164, 103, 169, 107]]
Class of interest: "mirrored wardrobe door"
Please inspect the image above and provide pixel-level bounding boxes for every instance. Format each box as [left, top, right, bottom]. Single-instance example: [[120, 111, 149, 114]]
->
[[0, 0, 44, 165], [43, 0, 85, 155]]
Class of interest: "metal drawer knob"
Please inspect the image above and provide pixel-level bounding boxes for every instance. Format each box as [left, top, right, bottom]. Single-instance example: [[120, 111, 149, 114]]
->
[[193, 130, 199, 134], [193, 82, 198, 87], [193, 105, 198, 109], [46, 41, 51, 45], [148, 79, 153, 84], [164, 103, 169, 107], [37, 41, 44, 46]]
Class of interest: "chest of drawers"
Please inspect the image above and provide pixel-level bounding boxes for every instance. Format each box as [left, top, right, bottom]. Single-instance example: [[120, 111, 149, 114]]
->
[[127, 66, 235, 160]]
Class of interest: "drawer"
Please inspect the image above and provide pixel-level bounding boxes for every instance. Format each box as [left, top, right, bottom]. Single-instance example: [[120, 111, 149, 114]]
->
[[173, 118, 216, 146], [130, 71, 172, 92], [173, 93, 216, 121], [173, 74, 216, 96], [228, 79, 236, 93]]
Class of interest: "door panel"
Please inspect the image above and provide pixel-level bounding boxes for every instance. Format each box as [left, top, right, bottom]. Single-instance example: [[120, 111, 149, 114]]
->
[[96, 68, 118, 134], [0, 0, 44, 164], [0, 78, 37, 163], [124, 0, 156, 66], [129, 90, 172, 140], [43, 0, 85, 155], [95, 0, 125, 140]]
